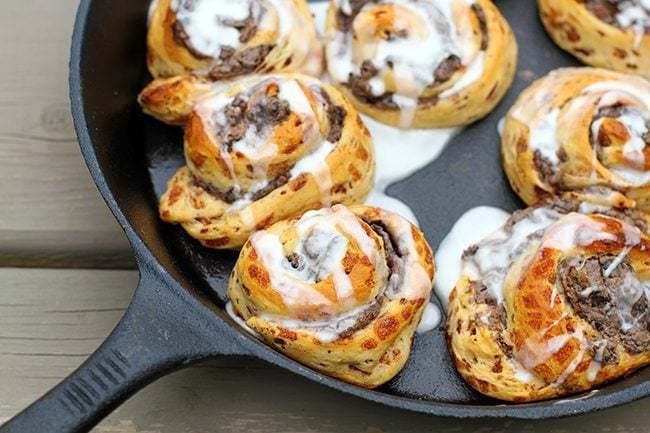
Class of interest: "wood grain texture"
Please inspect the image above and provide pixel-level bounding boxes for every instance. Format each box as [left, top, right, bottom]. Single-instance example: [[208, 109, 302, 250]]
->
[[1, 268, 650, 433], [0, 0, 135, 269]]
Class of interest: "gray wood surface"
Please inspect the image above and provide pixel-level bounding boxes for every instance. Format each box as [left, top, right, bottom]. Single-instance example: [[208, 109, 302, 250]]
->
[[1, 0, 650, 432], [0, 0, 134, 269]]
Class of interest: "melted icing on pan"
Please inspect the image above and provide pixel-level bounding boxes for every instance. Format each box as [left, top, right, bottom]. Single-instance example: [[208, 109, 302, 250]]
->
[[434, 206, 510, 309], [416, 302, 442, 333]]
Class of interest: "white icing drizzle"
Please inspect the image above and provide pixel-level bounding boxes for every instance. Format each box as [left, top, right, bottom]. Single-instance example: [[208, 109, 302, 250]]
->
[[172, 0, 271, 57], [289, 140, 336, 206], [434, 206, 511, 309], [249, 205, 385, 312], [416, 302, 442, 333], [462, 207, 563, 304], [512, 359, 537, 384], [616, 1, 650, 47], [587, 340, 607, 382], [528, 108, 561, 166], [537, 213, 619, 252], [259, 302, 376, 343], [226, 301, 261, 337], [325, 0, 485, 128]]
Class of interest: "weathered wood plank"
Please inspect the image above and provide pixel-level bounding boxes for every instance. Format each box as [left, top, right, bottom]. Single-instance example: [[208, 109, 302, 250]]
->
[[0, 0, 135, 269], [1, 268, 649, 433]]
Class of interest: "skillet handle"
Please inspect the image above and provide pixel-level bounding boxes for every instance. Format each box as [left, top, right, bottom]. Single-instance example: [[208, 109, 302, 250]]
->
[[0, 261, 246, 433]]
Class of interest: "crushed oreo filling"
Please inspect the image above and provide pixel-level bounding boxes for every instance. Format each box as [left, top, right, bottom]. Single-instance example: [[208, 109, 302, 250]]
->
[[468, 281, 511, 354], [534, 150, 563, 187], [346, 60, 398, 109], [335, 0, 374, 32], [559, 255, 650, 361], [318, 89, 347, 142], [208, 44, 275, 80], [219, 90, 290, 150]]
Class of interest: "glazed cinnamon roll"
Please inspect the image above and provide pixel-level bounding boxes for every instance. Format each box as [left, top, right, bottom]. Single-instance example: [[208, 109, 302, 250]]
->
[[324, 0, 517, 128], [228, 204, 435, 387], [502, 68, 650, 210], [447, 199, 650, 401], [159, 74, 375, 249], [539, 0, 650, 79], [147, 0, 323, 81]]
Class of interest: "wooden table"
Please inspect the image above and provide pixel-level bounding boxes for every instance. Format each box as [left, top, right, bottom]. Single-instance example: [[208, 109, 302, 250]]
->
[[1, 1, 649, 432]]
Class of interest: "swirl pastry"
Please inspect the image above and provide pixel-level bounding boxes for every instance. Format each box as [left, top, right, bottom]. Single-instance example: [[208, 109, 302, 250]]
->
[[228, 204, 435, 387], [324, 0, 517, 128], [448, 199, 650, 401], [502, 68, 650, 210], [539, 0, 650, 79], [159, 74, 375, 249], [147, 0, 323, 81]]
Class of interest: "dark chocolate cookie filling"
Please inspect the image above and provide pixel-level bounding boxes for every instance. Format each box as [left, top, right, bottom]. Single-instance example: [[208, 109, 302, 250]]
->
[[559, 254, 650, 361], [208, 45, 274, 80]]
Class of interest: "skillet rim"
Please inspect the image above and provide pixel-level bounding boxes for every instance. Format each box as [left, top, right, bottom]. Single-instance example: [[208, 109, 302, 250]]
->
[[68, 0, 650, 419]]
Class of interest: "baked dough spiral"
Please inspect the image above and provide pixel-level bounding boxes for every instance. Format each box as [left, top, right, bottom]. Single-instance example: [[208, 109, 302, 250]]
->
[[539, 0, 650, 79], [228, 204, 435, 387], [158, 74, 375, 249], [502, 67, 650, 211], [147, 0, 323, 80], [448, 199, 650, 401], [324, 0, 517, 128]]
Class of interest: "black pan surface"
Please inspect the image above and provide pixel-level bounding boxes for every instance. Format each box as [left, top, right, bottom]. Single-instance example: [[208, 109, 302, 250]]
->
[[7, 1, 650, 431]]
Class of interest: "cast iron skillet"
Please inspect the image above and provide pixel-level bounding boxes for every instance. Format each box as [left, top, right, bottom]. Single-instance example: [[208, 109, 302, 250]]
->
[[3, 0, 650, 431]]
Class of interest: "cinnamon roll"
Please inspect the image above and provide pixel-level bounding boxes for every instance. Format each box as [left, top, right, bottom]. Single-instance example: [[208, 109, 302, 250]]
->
[[502, 67, 650, 211], [147, 0, 323, 81], [447, 199, 650, 401], [539, 0, 650, 79], [324, 0, 517, 128], [159, 74, 375, 249], [228, 204, 435, 387]]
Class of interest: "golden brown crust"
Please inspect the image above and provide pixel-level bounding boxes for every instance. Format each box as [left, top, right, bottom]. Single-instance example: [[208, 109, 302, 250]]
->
[[138, 75, 217, 125], [158, 74, 375, 249], [539, 0, 650, 79], [324, 0, 517, 128], [448, 203, 650, 401], [228, 204, 435, 387], [501, 67, 650, 211], [147, 0, 323, 80]]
